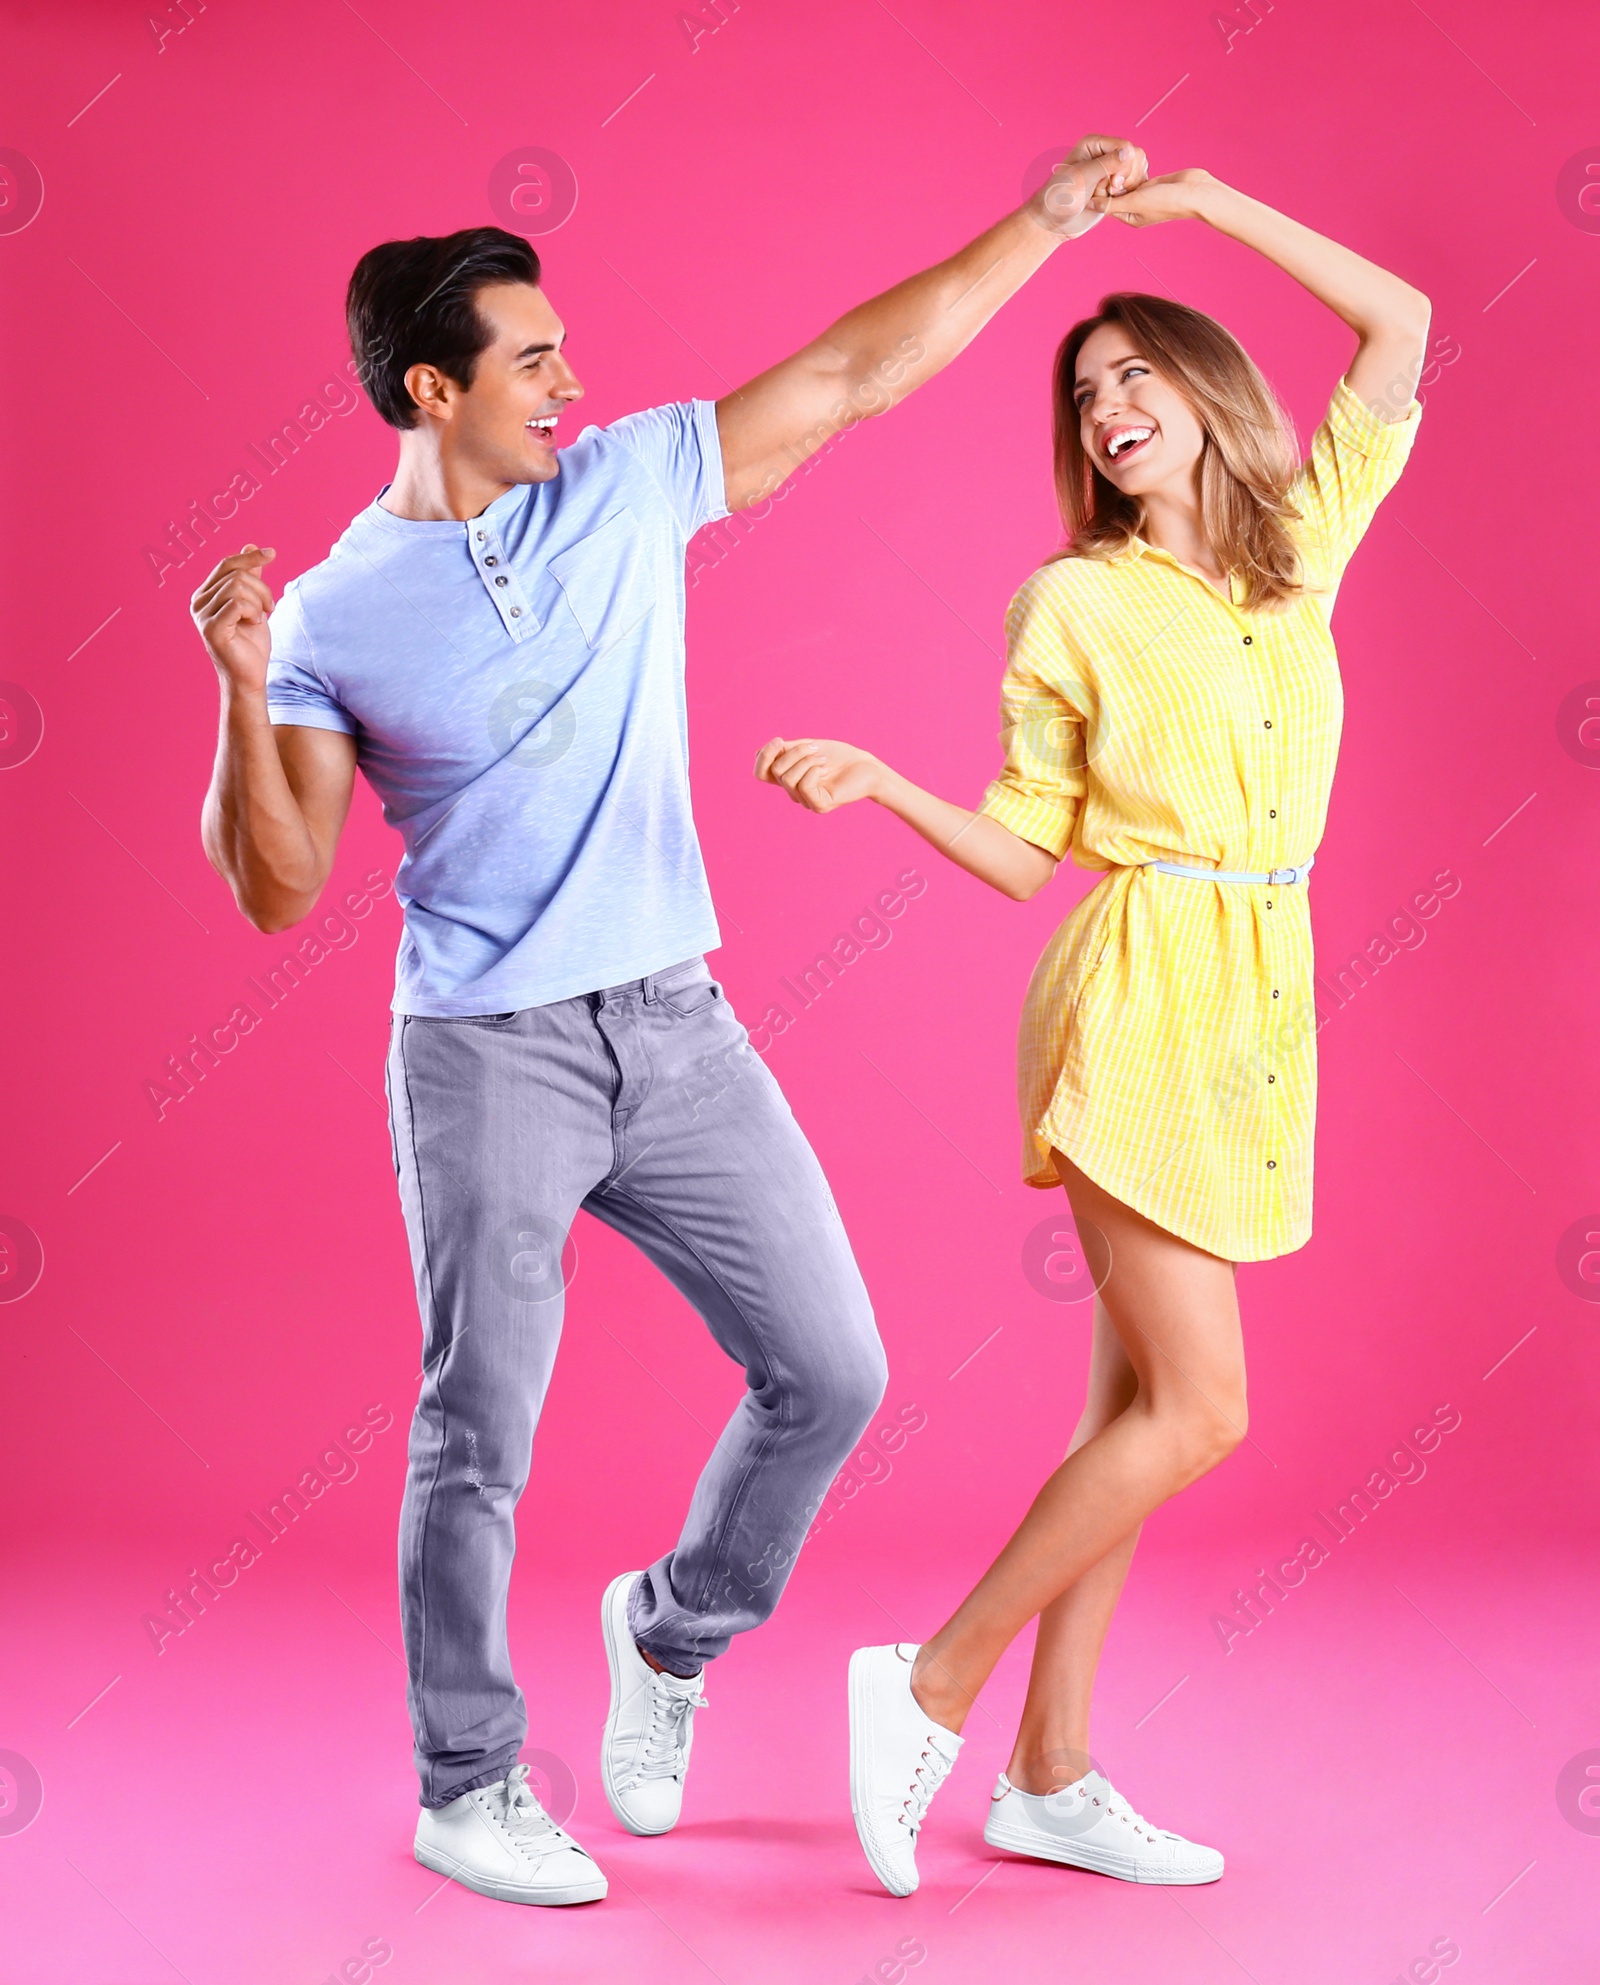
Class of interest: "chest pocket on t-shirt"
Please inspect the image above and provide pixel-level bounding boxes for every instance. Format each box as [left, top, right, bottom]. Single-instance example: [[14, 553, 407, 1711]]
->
[[549, 507, 652, 654]]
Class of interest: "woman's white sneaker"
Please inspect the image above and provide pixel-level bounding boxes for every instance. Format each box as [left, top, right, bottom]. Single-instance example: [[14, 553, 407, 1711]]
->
[[848, 1642, 964, 1897], [414, 1764, 608, 1905], [983, 1768, 1223, 1884], [600, 1570, 707, 1836]]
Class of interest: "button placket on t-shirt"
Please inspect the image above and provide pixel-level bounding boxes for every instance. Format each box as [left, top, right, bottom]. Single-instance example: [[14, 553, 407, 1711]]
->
[[471, 522, 537, 640]]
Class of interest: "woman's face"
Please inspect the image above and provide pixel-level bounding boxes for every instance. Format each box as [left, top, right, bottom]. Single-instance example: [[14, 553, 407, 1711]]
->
[[1073, 322, 1207, 503]]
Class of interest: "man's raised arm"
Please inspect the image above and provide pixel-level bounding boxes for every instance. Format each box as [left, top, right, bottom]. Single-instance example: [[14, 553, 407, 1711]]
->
[[193, 545, 357, 933], [714, 135, 1147, 512]]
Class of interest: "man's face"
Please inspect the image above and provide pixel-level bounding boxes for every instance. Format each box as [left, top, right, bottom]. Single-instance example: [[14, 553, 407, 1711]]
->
[[422, 280, 585, 486]]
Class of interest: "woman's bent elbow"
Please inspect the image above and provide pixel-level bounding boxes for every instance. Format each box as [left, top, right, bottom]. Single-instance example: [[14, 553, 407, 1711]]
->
[[1012, 860, 1058, 902]]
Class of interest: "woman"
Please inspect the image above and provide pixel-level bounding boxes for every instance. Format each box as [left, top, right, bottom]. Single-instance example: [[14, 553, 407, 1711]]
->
[[755, 165, 1429, 1896]]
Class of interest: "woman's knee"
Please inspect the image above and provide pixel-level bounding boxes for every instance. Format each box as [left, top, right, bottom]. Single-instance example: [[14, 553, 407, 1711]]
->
[[1171, 1392, 1248, 1475]]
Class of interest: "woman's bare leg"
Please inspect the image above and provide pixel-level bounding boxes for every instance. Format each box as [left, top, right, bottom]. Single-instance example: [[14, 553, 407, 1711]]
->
[[1005, 1292, 1141, 1794], [912, 1150, 1245, 1737]]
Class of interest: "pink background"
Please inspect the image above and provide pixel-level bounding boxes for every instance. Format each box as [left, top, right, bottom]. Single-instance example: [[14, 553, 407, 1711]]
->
[[2, 0, 1597, 1978]]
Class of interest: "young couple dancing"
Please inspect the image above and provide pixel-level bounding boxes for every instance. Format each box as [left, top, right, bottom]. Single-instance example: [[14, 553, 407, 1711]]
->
[[192, 133, 1427, 1905]]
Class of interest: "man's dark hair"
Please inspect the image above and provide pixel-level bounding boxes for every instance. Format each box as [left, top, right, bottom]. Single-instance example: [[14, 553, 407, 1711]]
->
[[346, 226, 542, 429]]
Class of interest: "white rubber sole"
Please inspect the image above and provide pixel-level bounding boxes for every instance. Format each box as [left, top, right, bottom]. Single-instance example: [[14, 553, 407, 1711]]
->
[[413, 1838, 608, 1906], [600, 1570, 670, 1837], [982, 1816, 1223, 1885], [848, 1647, 916, 1898]]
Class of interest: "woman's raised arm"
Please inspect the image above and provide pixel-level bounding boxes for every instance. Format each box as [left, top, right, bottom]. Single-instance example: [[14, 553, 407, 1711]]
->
[[1099, 169, 1431, 418]]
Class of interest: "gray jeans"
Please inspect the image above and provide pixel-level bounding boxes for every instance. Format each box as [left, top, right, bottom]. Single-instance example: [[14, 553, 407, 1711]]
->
[[385, 955, 887, 1807]]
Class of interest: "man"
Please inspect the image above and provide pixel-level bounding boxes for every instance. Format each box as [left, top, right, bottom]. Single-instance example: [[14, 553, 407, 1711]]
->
[[191, 132, 1146, 1907]]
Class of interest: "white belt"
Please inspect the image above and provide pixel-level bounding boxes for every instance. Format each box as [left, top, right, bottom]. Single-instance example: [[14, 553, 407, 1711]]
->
[[1144, 856, 1315, 886]]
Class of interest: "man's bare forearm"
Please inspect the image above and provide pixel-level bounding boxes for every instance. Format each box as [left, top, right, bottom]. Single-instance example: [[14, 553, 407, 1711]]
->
[[808, 205, 1066, 421], [202, 686, 323, 930], [726, 208, 1064, 500], [716, 211, 1065, 509], [717, 136, 1145, 508]]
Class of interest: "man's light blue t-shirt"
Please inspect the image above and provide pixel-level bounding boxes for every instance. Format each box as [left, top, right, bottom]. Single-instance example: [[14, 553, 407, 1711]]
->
[[265, 400, 729, 1017]]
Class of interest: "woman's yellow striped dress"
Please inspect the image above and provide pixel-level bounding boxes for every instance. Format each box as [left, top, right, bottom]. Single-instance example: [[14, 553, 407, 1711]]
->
[[979, 378, 1421, 1262]]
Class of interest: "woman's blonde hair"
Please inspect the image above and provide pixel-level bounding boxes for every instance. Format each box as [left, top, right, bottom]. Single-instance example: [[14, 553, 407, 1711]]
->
[[1051, 292, 1304, 612]]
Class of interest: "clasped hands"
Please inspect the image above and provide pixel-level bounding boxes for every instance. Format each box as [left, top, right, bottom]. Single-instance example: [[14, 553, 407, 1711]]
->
[[1029, 135, 1219, 238]]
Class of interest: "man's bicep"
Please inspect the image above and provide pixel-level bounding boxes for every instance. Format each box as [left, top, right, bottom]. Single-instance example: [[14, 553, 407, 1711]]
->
[[715, 348, 857, 512], [274, 723, 358, 874]]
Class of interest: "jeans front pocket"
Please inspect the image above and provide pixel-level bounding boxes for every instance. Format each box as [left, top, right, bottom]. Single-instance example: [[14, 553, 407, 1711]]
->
[[652, 959, 720, 1017]]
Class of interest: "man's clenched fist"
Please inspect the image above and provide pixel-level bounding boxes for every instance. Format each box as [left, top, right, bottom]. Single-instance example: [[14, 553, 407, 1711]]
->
[[191, 544, 277, 693]]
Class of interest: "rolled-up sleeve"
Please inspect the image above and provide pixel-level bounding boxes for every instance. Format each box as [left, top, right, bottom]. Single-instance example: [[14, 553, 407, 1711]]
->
[[1292, 375, 1422, 596], [977, 575, 1091, 860]]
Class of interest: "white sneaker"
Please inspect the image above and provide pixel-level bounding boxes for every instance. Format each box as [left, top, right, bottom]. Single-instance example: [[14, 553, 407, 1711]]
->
[[414, 1763, 608, 1906], [848, 1642, 964, 1897], [983, 1768, 1224, 1884], [600, 1570, 707, 1836]]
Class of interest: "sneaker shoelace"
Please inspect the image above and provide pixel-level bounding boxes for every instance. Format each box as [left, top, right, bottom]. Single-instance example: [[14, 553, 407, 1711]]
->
[[629, 1673, 707, 1785], [490, 1764, 568, 1861], [1040, 1775, 1162, 1845], [898, 1742, 955, 1837], [1098, 1781, 1165, 1844]]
